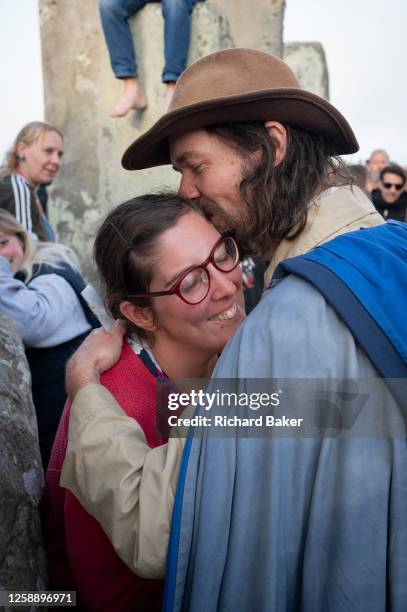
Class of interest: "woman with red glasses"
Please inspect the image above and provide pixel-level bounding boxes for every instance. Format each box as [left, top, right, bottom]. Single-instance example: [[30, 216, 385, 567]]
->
[[41, 192, 245, 611]]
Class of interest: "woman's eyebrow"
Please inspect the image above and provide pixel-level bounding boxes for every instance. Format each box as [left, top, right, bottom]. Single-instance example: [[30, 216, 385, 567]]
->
[[164, 264, 196, 288], [164, 241, 216, 288]]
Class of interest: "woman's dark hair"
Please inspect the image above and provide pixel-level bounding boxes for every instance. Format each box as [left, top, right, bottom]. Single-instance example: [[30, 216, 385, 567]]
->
[[206, 122, 352, 255], [94, 192, 204, 340]]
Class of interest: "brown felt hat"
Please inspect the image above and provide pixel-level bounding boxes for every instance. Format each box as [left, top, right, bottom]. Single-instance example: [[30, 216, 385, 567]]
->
[[122, 48, 359, 170]]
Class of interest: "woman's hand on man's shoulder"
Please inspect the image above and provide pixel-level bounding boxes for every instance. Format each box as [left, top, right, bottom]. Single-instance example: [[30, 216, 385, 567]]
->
[[65, 321, 126, 398]]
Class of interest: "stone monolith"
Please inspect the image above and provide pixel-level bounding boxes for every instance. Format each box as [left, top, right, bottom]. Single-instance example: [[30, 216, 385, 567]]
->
[[212, 0, 285, 57], [40, 0, 233, 279], [0, 314, 47, 594], [284, 42, 330, 99]]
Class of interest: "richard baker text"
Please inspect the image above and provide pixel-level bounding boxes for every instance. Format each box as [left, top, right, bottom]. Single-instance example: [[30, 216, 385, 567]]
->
[[168, 414, 303, 428], [158, 378, 404, 439]]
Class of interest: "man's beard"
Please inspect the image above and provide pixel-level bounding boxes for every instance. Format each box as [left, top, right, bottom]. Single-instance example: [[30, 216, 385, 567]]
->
[[194, 197, 256, 257]]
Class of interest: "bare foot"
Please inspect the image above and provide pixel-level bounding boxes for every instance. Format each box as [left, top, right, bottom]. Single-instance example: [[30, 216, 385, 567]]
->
[[110, 78, 147, 118], [163, 81, 177, 112]]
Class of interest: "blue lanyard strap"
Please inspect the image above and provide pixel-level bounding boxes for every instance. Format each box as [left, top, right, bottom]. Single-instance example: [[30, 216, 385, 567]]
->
[[137, 347, 176, 393]]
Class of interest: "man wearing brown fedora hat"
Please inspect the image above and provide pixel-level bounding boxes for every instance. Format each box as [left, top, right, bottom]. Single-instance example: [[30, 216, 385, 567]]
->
[[62, 49, 407, 611]]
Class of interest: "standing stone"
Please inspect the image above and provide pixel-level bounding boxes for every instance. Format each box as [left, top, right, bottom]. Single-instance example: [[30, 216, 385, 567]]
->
[[284, 42, 330, 99], [39, 0, 233, 280], [0, 314, 46, 595], [212, 0, 285, 57]]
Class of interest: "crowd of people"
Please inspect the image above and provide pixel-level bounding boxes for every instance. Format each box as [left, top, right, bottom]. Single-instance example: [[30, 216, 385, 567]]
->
[[0, 37, 406, 612], [348, 149, 407, 220]]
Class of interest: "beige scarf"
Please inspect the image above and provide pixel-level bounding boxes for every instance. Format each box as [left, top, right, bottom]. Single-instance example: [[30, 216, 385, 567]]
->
[[263, 185, 384, 287]]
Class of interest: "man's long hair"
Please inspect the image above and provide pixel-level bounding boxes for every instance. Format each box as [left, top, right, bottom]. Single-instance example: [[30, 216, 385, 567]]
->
[[207, 123, 352, 255]]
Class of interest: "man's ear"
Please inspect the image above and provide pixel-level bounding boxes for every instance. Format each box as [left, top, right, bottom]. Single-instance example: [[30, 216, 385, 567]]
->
[[119, 301, 157, 332], [264, 121, 287, 166]]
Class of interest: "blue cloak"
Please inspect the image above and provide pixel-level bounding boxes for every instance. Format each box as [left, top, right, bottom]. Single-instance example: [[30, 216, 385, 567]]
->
[[165, 221, 407, 612]]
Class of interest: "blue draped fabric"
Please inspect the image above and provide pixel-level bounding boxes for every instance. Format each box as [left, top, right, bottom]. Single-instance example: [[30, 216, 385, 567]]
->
[[283, 220, 407, 367], [165, 221, 407, 612]]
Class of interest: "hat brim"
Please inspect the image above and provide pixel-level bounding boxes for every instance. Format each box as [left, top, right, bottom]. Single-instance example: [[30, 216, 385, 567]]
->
[[122, 88, 359, 170]]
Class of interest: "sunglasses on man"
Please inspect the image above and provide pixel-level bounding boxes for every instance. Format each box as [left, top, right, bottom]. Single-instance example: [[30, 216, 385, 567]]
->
[[382, 182, 404, 191]]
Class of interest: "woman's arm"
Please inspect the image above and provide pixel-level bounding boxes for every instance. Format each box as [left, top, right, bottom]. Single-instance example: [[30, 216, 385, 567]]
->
[[61, 324, 185, 578], [61, 385, 185, 578], [0, 257, 89, 346]]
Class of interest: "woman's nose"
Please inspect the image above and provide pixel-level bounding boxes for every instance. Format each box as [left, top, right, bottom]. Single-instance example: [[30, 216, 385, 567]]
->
[[210, 266, 238, 299]]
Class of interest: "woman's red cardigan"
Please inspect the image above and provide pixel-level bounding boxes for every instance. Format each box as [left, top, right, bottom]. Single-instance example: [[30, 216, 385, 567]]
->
[[41, 340, 167, 611]]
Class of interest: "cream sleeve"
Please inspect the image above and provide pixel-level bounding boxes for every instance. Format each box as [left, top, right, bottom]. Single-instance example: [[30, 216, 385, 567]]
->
[[60, 384, 186, 578]]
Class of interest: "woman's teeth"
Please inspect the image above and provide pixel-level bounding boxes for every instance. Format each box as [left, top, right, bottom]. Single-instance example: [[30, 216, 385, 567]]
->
[[210, 303, 237, 321]]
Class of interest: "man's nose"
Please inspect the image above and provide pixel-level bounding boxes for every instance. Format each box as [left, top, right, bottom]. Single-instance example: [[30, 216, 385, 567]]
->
[[178, 174, 200, 199]]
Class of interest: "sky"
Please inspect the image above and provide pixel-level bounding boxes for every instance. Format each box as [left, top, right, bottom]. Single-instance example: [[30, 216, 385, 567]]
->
[[284, 0, 406, 165], [0, 0, 405, 165], [0, 0, 43, 161]]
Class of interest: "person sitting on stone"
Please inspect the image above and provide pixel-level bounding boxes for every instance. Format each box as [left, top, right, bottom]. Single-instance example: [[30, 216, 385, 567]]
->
[[371, 163, 407, 221], [0, 210, 96, 468], [365, 148, 390, 193], [99, 0, 202, 117], [41, 192, 245, 610], [0, 122, 64, 242]]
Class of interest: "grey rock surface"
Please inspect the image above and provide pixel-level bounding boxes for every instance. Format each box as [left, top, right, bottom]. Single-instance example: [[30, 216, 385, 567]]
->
[[284, 41, 330, 100], [212, 0, 285, 57], [39, 0, 322, 283], [40, 0, 233, 281], [0, 314, 46, 595]]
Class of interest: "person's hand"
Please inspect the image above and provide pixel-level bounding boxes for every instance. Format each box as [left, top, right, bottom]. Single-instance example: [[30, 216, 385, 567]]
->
[[65, 321, 126, 398]]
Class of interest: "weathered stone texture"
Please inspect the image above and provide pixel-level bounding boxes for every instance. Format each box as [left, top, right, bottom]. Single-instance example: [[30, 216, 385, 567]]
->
[[284, 42, 330, 100], [40, 0, 233, 280], [0, 314, 46, 595], [212, 0, 285, 57]]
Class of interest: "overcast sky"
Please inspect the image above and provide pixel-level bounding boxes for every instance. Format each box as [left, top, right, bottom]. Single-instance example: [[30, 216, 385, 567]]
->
[[0, 0, 43, 161], [0, 0, 405, 165], [284, 0, 406, 165]]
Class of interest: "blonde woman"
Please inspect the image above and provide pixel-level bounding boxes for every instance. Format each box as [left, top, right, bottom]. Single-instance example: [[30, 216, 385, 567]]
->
[[0, 210, 95, 467], [0, 121, 64, 241]]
